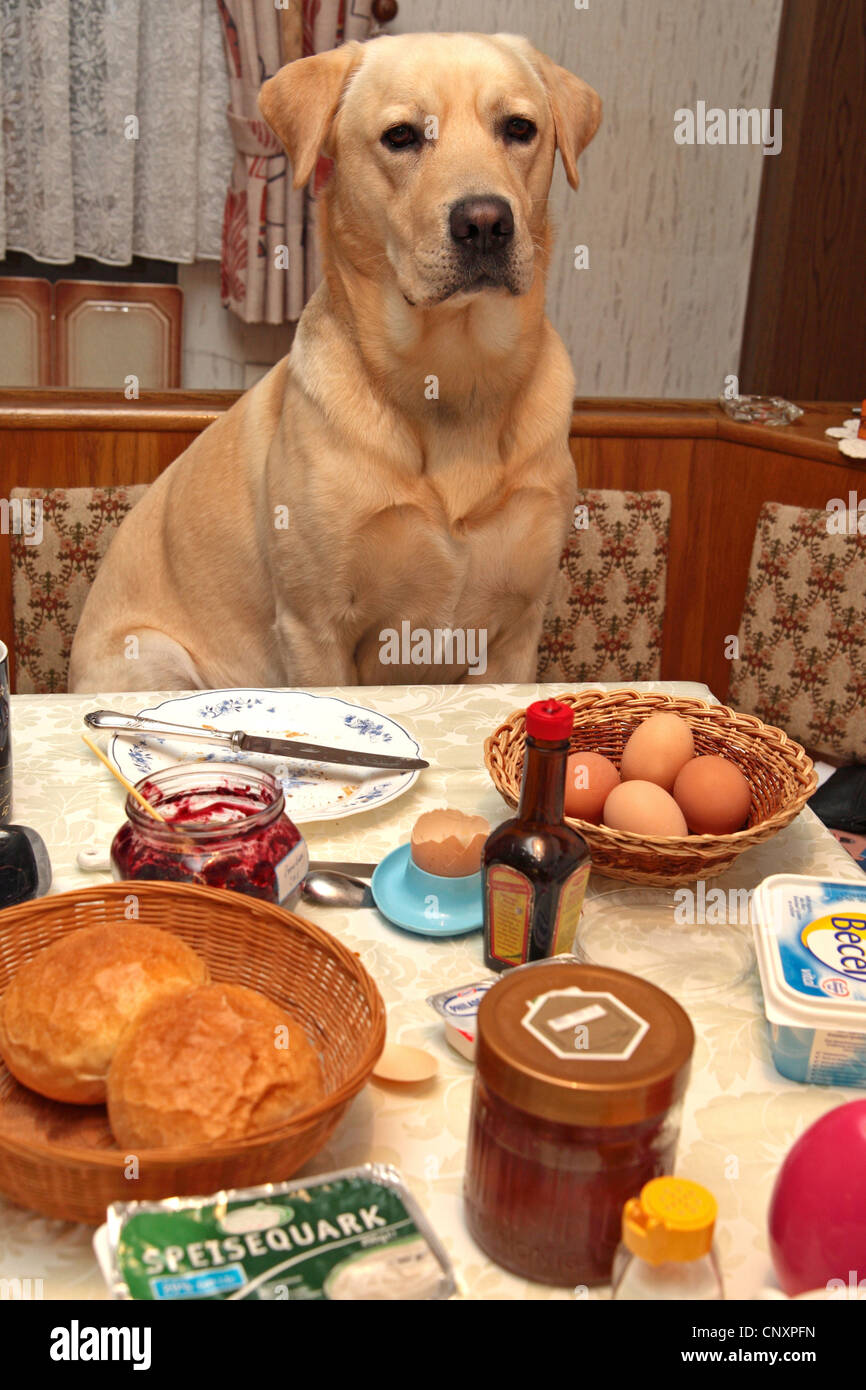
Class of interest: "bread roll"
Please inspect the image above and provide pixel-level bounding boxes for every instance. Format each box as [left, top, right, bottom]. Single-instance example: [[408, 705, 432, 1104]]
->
[[0, 924, 209, 1104], [107, 984, 323, 1149]]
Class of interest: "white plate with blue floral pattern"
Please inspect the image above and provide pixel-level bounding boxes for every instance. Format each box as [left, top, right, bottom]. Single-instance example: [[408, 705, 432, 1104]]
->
[[109, 688, 423, 825]]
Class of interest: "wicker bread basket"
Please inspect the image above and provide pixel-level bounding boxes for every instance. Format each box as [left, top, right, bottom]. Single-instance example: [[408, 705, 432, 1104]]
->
[[484, 689, 817, 886], [0, 882, 386, 1224]]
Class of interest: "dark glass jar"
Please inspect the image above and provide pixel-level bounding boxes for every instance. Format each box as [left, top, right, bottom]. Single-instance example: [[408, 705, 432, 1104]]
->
[[110, 763, 307, 907], [464, 960, 694, 1287]]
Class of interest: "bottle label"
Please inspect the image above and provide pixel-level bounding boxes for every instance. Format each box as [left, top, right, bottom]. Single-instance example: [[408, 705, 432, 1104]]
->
[[522, 986, 650, 1061], [551, 864, 591, 955], [486, 864, 534, 968]]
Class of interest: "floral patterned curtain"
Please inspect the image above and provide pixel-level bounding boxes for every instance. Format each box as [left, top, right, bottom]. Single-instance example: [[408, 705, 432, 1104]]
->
[[0, 0, 233, 264], [217, 0, 373, 325]]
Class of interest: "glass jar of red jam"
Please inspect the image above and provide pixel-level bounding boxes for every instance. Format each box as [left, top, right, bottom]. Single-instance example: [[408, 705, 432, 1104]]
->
[[464, 959, 694, 1287], [110, 762, 308, 908]]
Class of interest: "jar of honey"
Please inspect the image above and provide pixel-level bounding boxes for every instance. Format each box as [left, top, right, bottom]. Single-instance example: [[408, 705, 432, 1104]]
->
[[464, 960, 694, 1287]]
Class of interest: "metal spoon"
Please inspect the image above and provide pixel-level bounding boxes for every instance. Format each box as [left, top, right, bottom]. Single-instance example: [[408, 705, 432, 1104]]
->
[[301, 871, 374, 909], [76, 848, 373, 908]]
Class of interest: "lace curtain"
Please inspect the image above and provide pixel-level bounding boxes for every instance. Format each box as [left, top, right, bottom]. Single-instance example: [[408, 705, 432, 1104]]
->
[[0, 0, 234, 264], [217, 0, 373, 325]]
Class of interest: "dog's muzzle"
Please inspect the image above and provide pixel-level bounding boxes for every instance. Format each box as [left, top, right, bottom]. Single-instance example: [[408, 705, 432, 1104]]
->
[[402, 196, 528, 306], [439, 195, 520, 298], [449, 196, 515, 256]]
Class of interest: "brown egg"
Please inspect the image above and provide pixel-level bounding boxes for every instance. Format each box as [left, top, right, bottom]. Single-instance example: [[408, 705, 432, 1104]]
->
[[602, 780, 689, 837], [564, 751, 621, 822], [410, 808, 491, 877], [672, 755, 752, 834], [620, 713, 695, 791]]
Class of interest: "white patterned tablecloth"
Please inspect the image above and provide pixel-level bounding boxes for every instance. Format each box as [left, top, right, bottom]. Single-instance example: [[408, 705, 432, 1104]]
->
[[1, 681, 864, 1301]]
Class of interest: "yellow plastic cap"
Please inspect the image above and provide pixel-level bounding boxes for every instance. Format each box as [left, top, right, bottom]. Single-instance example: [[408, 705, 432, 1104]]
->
[[622, 1177, 717, 1265]]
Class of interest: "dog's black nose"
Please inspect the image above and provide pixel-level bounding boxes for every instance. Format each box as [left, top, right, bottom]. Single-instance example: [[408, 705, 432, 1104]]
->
[[449, 197, 514, 254]]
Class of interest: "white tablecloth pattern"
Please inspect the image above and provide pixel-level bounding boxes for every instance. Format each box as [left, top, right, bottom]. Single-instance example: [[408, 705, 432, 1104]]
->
[[1, 681, 864, 1302]]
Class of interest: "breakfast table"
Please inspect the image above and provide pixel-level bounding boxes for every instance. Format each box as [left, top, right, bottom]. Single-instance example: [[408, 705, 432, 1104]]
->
[[2, 679, 864, 1302]]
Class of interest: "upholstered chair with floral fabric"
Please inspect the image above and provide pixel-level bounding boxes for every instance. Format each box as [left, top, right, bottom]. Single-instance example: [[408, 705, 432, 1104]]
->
[[538, 489, 671, 683], [11, 484, 671, 694], [10, 486, 148, 694], [726, 501, 866, 761]]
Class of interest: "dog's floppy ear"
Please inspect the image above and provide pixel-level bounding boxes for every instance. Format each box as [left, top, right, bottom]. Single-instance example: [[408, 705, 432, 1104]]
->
[[533, 52, 601, 190], [494, 35, 601, 191], [258, 42, 364, 189]]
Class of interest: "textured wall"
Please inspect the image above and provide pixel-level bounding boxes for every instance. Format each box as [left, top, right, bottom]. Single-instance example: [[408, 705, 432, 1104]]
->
[[388, 0, 784, 397]]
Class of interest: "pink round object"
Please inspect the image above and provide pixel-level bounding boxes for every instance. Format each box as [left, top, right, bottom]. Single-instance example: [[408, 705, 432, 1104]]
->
[[768, 1099, 866, 1297]]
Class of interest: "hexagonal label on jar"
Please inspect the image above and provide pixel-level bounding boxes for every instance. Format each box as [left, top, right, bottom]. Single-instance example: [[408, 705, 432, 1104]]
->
[[521, 987, 649, 1061]]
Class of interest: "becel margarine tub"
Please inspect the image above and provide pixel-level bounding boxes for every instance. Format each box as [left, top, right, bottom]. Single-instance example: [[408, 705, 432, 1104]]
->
[[752, 874, 866, 1087]]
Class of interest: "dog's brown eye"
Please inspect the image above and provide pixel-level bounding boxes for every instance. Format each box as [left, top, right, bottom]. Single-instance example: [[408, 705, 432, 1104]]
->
[[505, 116, 537, 143], [382, 124, 418, 150]]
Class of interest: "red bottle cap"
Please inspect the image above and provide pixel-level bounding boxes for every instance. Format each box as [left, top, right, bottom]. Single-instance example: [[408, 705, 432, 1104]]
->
[[525, 699, 574, 741]]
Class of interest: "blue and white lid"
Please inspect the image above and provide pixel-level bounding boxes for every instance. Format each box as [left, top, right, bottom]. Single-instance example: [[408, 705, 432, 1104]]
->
[[426, 979, 495, 1023], [752, 874, 866, 1029]]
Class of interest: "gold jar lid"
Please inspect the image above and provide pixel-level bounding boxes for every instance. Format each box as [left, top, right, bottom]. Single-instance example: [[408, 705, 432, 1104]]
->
[[475, 960, 694, 1127]]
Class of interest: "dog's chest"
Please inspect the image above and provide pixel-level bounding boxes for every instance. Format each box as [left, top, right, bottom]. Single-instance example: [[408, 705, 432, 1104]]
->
[[424, 456, 509, 533], [411, 430, 556, 533], [352, 449, 571, 619]]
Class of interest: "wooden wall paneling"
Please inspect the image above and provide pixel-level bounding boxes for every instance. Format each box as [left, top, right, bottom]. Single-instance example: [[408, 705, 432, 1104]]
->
[[11, 429, 199, 488], [3, 394, 863, 695], [571, 399, 851, 461], [570, 424, 866, 699], [0, 279, 53, 386], [54, 283, 184, 389], [0, 388, 240, 432], [0, 428, 201, 690], [739, 0, 866, 399], [571, 434, 713, 691], [737, 1, 817, 397], [701, 438, 866, 703], [0, 390, 241, 691]]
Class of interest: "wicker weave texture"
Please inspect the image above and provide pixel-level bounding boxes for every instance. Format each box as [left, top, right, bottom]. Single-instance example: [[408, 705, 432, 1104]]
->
[[0, 883, 386, 1223], [484, 689, 817, 886]]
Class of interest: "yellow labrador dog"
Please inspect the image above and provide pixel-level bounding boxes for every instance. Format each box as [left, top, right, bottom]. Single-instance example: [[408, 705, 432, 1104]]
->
[[69, 32, 600, 692]]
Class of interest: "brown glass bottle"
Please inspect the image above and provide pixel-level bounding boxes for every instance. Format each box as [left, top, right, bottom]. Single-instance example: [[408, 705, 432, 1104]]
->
[[483, 699, 591, 971]]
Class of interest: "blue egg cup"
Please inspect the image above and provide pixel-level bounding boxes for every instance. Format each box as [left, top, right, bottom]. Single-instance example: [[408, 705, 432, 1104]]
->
[[371, 843, 482, 937]]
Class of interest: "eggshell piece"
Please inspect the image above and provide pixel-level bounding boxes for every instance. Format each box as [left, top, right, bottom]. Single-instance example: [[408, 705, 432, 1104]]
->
[[372, 1044, 439, 1083], [410, 808, 490, 877], [602, 780, 689, 837], [620, 713, 695, 791], [672, 755, 752, 834], [564, 751, 621, 822]]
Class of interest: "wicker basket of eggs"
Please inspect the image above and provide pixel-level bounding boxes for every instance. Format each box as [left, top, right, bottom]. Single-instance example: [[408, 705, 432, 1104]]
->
[[484, 689, 817, 886]]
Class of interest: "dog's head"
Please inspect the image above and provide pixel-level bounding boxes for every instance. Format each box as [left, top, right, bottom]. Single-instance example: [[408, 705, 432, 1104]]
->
[[259, 32, 601, 310]]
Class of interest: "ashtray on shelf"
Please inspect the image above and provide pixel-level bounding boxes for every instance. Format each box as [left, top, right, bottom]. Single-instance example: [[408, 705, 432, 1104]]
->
[[718, 395, 803, 427]]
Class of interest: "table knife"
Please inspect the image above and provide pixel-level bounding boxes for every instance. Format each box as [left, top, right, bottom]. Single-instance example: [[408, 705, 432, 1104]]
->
[[78, 854, 382, 878], [84, 710, 428, 772], [308, 860, 379, 878]]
